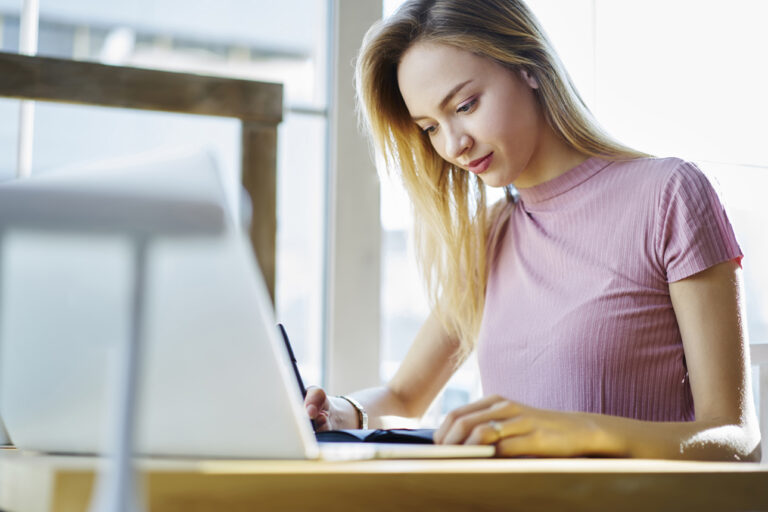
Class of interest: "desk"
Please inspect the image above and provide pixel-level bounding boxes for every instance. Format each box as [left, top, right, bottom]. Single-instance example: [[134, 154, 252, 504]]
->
[[1, 449, 767, 512]]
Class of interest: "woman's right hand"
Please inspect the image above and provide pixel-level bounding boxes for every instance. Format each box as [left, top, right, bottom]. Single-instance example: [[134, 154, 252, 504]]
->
[[304, 386, 342, 431]]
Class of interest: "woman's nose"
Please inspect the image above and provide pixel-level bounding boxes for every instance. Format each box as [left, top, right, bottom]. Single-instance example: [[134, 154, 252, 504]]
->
[[445, 129, 473, 160]]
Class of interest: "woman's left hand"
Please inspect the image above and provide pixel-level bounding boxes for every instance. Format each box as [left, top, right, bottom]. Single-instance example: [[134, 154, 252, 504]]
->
[[433, 395, 626, 457]]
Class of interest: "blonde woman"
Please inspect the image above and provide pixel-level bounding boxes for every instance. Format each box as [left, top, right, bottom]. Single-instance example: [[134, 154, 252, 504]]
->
[[304, 0, 761, 461]]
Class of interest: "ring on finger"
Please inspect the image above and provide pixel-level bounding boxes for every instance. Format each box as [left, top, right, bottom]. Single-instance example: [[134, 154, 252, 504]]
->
[[489, 420, 504, 439]]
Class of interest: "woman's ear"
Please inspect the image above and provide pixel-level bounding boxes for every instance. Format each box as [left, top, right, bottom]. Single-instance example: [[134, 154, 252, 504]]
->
[[519, 69, 539, 90]]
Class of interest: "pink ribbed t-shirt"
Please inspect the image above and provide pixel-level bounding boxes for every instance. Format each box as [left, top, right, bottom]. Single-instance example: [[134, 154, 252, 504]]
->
[[476, 157, 741, 422]]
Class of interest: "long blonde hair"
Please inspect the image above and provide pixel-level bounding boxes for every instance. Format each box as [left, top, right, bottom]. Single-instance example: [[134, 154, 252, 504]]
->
[[356, 0, 647, 362]]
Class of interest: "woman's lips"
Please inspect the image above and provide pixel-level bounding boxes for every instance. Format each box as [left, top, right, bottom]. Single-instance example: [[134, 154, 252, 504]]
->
[[468, 152, 493, 174]]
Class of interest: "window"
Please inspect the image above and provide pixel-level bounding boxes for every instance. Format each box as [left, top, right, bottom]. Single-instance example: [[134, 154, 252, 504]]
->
[[0, 0, 331, 384]]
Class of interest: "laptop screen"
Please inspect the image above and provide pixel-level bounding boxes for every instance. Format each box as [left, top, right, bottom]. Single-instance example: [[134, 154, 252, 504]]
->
[[0, 153, 318, 459]]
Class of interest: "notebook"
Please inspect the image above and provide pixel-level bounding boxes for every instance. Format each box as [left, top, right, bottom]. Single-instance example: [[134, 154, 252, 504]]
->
[[0, 152, 494, 460]]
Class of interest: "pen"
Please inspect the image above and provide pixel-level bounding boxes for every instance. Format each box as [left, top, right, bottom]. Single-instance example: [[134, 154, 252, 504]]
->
[[278, 323, 307, 397], [277, 323, 317, 432]]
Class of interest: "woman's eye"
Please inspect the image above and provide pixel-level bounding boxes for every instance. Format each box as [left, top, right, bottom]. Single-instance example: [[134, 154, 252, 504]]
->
[[456, 98, 477, 114], [421, 125, 436, 135]]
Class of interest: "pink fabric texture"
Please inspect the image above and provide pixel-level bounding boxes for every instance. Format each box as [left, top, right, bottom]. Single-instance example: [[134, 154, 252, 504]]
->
[[476, 157, 741, 422]]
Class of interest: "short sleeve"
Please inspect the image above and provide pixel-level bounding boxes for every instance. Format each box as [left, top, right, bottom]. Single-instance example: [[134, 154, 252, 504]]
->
[[656, 161, 742, 283]]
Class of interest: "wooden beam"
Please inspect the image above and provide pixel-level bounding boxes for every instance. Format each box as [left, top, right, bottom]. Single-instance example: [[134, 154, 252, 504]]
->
[[0, 51, 282, 123], [241, 121, 278, 303], [0, 51, 282, 301]]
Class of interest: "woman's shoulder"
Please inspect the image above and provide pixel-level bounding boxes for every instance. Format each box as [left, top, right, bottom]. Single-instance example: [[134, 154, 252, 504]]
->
[[610, 156, 705, 180], [607, 156, 713, 196], [610, 155, 691, 173], [610, 157, 729, 236]]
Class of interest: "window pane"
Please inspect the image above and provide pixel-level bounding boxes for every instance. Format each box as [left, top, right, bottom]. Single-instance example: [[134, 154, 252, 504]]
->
[[594, 0, 768, 166], [0, 11, 18, 52], [276, 112, 327, 385], [0, 99, 18, 181], [29, 103, 242, 214], [11, 0, 330, 107], [525, 0, 595, 109], [0, 12, 19, 179], [0, 0, 330, 383]]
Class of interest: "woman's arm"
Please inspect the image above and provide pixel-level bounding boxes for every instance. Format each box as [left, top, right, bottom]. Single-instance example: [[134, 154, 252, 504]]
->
[[308, 199, 513, 430], [434, 260, 762, 461], [647, 258, 760, 460], [306, 309, 462, 430]]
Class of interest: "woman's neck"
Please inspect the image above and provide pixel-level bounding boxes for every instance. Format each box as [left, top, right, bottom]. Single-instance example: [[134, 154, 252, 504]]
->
[[514, 125, 589, 189]]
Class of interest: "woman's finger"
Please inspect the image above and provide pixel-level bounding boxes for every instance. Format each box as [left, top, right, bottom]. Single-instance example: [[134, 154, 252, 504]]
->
[[439, 406, 530, 445], [434, 395, 508, 443], [304, 385, 327, 406], [462, 415, 536, 446], [303, 386, 332, 429], [312, 410, 331, 430], [458, 421, 504, 446]]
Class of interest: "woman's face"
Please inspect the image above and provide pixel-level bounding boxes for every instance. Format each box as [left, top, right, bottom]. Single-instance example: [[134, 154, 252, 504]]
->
[[397, 41, 544, 188]]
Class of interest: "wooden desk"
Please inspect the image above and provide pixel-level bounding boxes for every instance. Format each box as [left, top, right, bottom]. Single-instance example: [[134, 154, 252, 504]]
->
[[1, 449, 767, 512]]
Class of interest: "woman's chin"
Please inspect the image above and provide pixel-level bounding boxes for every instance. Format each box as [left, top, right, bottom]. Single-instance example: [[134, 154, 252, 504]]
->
[[478, 174, 512, 189]]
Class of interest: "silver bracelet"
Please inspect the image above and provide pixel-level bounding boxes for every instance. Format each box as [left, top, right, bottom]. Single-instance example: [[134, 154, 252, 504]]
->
[[337, 395, 368, 430]]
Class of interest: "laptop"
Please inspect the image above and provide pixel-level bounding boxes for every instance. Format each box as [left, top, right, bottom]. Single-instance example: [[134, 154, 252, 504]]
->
[[0, 152, 494, 460]]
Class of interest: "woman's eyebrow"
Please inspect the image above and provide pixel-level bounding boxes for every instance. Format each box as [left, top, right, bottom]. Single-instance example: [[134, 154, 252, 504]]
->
[[411, 79, 473, 121], [438, 79, 473, 109]]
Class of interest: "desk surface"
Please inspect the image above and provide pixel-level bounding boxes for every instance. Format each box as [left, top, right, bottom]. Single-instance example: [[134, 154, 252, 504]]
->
[[1, 449, 767, 512]]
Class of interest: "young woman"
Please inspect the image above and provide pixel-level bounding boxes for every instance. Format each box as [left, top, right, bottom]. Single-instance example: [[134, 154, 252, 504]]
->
[[304, 0, 761, 460]]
